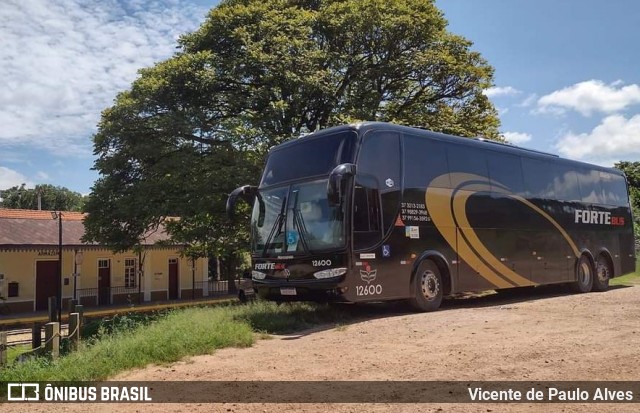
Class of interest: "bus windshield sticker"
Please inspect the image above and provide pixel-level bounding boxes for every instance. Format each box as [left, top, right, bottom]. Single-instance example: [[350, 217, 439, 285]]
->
[[382, 245, 391, 257], [286, 230, 299, 249], [359, 253, 376, 259], [407, 226, 419, 239], [385, 178, 395, 188]]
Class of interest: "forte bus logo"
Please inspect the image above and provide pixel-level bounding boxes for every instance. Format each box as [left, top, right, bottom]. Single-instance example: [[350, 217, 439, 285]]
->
[[574, 210, 625, 226], [254, 262, 287, 270]]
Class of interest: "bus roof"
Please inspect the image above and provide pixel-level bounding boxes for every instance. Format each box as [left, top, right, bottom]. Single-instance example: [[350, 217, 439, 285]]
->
[[273, 122, 625, 177]]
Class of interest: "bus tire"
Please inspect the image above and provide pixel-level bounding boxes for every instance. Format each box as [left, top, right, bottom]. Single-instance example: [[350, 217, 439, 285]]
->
[[238, 290, 247, 303], [592, 255, 611, 292], [571, 255, 594, 293], [408, 260, 443, 312]]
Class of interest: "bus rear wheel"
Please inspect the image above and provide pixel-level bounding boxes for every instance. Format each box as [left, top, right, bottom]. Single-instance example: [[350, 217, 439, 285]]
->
[[571, 255, 594, 293], [592, 255, 611, 292], [408, 260, 443, 312]]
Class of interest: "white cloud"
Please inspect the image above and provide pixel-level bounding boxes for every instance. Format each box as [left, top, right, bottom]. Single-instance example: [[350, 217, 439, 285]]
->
[[483, 86, 521, 98], [35, 171, 50, 181], [518, 93, 537, 108], [503, 131, 532, 145], [537, 80, 640, 116], [555, 114, 640, 164], [497, 106, 509, 116], [0, 0, 207, 157], [0, 166, 32, 190]]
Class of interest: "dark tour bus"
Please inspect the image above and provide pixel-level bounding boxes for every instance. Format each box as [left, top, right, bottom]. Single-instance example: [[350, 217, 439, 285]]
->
[[226, 122, 636, 311]]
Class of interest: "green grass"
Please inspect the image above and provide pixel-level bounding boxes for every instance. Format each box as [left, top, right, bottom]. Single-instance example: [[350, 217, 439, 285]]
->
[[610, 257, 640, 286], [609, 256, 640, 285], [0, 301, 347, 382], [231, 300, 348, 334], [6, 345, 31, 364]]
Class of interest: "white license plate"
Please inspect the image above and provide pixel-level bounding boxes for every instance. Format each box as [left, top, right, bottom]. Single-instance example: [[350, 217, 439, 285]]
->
[[280, 287, 297, 296]]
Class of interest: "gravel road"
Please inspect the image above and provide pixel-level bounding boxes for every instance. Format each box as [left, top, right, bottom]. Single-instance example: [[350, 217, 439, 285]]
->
[[10, 284, 640, 413]]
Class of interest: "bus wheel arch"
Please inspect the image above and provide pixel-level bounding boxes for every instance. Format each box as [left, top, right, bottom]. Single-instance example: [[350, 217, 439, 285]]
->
[[432, 257, 452, 296], [408, 253, 451, 312], [593, 250, 613, 292], [572, 251, 595, 293]]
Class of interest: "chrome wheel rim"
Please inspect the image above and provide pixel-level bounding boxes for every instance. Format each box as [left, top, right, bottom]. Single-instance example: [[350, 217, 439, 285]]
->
[[421, 270, 439, 301], [597, 261, 610, 284]]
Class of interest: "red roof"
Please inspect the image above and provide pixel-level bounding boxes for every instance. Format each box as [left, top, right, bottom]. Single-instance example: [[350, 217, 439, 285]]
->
[[0, 208, 172, 248], [0, 209, 85, 221]]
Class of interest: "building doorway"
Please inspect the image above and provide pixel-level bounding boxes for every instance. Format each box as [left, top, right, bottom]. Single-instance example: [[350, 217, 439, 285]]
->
[[98, 259, 111, 305], [168, 258, 179, 300], [35, 260, 58, 311]]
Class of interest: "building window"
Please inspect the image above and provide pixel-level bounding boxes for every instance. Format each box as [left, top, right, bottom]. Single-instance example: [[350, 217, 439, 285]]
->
[[8, 282, 19, 297], [125, 258, 137, 288], [98, 259, 110, 268]]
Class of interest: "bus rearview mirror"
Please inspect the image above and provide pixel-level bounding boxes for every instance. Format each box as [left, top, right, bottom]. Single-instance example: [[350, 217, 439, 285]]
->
[[327, 163, 356, 206], [226, 185, 259, 221]]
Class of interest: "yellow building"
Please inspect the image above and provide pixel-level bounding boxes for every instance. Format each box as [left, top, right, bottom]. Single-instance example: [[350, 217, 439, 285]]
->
[[0, 209, 215, 315]]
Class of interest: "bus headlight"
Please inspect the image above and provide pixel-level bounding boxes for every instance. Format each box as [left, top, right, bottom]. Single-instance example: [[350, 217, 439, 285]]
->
[[252, 271, 266, 280], [313, 268, 347, 279]]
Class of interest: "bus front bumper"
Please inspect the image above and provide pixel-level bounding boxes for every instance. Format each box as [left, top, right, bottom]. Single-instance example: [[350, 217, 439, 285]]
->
[[253, 278, 347, 302]]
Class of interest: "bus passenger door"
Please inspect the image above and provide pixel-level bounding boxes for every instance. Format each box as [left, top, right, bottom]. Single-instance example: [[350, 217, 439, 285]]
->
[[351, 130, 405, 300]]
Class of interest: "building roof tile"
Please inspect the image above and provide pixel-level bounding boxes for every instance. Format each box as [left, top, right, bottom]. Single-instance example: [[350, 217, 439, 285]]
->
[[0, 208, 172, 248]]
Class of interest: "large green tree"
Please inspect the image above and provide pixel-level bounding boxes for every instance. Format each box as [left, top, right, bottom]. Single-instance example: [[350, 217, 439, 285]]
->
[[0, 184, 85, 211], [615, 161, 640, 239], [83, 0, 501, 273]]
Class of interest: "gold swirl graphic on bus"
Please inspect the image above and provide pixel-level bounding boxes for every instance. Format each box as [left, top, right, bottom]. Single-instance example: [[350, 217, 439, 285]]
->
[[425, 173, 579, 288]]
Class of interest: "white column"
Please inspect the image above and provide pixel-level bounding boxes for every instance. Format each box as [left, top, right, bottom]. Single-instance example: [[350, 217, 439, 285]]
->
[[202, 257, 208, 297], [144, 250, 152, 302]]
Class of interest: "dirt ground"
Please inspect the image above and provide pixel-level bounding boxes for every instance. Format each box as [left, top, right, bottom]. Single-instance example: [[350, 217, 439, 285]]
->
[[9, 284, 640, 412]]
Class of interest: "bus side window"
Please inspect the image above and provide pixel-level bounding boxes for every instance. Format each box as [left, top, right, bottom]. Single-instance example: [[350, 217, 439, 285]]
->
[[355, 131, 401, 245], [446, 145, 489, 189], [552, 165, 581, 202], [353, 178, 382, 250], [486, 152, 524, 194], [577, 169, 605, 204], [522, 157, 556, 200], [600, 171, 629, 207], [403, 135, 450, 188]]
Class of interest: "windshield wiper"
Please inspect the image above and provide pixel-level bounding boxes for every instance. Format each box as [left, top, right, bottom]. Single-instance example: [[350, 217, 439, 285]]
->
[[262, 195, 287, 256], [290, 189, 311, 254]]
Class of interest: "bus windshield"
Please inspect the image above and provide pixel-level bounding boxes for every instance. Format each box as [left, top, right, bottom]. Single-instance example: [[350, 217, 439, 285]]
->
[[260, 131, 355, 187], [251, 180, 345, 255]]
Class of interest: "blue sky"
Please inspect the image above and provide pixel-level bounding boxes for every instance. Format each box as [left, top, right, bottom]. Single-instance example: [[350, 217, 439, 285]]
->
[[1, 0, 640, 195]]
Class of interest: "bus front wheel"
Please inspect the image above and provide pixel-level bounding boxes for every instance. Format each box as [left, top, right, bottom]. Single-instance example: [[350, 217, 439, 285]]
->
[[408, 260, 443, 312], [571, 255, 594, 293]]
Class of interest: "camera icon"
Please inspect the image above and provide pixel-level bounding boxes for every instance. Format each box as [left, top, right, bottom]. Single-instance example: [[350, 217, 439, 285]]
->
[[7, 383, 40, 401]]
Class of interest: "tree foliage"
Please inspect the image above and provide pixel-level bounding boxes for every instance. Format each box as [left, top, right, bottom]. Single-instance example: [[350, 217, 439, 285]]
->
[[83, 0, 501, 267], [0, 184, 85, 211], [615, 161, 640, 239]]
